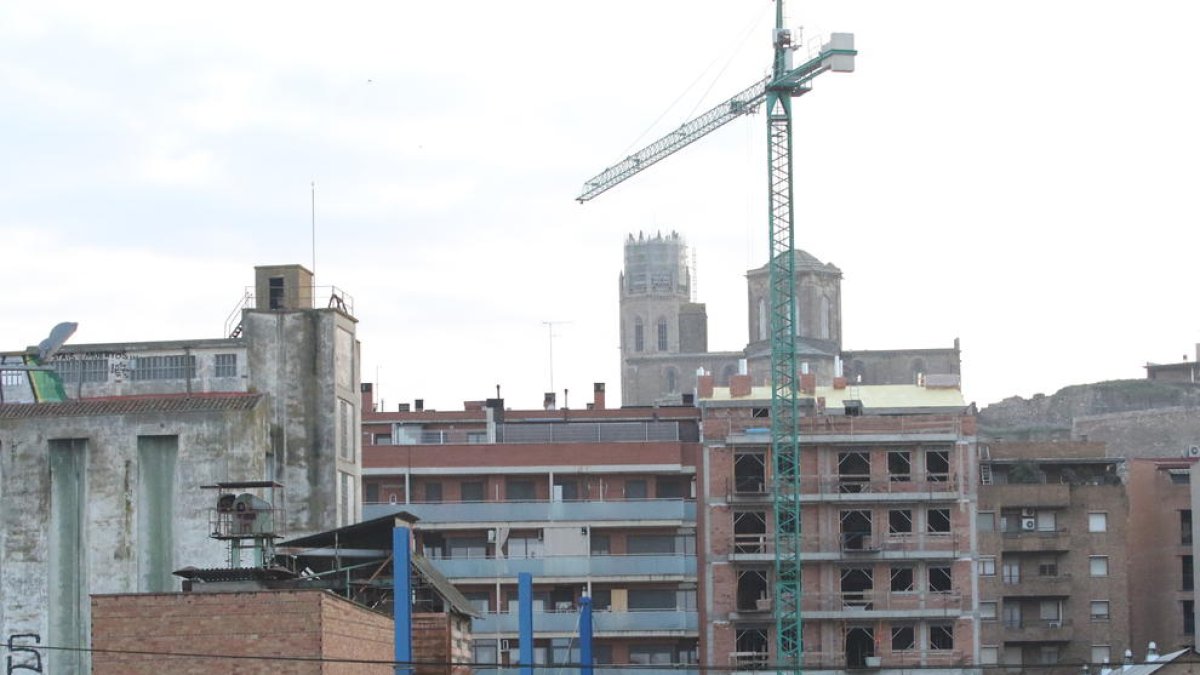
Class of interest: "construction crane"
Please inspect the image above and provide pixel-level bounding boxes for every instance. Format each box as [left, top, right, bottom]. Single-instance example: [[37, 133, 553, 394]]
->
[[577, 3, 855, 671]]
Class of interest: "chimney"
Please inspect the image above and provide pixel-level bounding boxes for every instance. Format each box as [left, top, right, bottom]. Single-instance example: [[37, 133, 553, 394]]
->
[[697, 373, 715, 399], [730, 374, 752, 398], [800, 373, 816, 395], [414, 399, 424, 412], [543, 392, 557, 411], [592, 383, 606, 411], [360, 382, 375, 412], [833, 376, 847, 390]]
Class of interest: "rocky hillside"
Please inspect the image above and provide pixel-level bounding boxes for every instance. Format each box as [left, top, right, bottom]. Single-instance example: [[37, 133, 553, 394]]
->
[[978, 379, 1200, 441]]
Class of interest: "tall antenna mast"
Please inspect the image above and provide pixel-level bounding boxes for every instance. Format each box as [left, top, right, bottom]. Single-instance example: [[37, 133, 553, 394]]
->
[[310, 181, 317, 282], [541, 320, 572, 393]]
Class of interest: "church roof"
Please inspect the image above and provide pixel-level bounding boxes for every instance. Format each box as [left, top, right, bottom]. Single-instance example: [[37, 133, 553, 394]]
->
[[747, 249, 841, 275]]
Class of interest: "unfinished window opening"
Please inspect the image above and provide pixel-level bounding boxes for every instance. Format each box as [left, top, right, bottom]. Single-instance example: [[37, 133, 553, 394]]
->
[[929, 624, 954, 650], [891, 625, 915, 651], [844, 627, 875, 669], [734, 629, 769, 669], [736, 569, 770, 612], [890, 565, 915, 592], [751, 407, 769, 418], [840, 510, 873, 550], [888, 449, 912, 482], [927, 508, 951, 534], [928, 565, 952, 593], [734, 452, 767, 494], [888, 509, 913, 535], [840, 568, 873, 608], [734, 511, 767, 553], [838, 451, 871, 493], [925, 448, 950, 482]]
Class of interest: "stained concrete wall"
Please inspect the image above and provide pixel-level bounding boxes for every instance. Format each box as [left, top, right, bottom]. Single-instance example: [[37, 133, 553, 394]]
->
[[243, 307, 360, 535], [0, 400, 267, 674]]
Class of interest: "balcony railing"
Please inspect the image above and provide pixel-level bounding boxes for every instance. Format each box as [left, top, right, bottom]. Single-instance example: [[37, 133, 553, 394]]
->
[[426, 553, 696, 580], [727, 476, 961, 501], [364, 499, 695, 524], [729, 532, 968, 558], [730, 650, 965, 670], [473, 609, 697, 635], [715, 414, 965, 442]]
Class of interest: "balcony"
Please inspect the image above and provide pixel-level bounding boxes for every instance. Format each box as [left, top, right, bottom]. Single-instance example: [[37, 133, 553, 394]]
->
[[426, 554, 696, 580], [984, 483, 1070, 508], [999, 528, 1070, 552], [799, 591, 964, 619], [364, 499, 696, 525], [729, 532, 968, 562], [999, 573, 1072, 597], [1001, 619, 1074, 643], [730, 650, 964, 671], [728, 476, 960, 503], [472, 609, 697, 636]]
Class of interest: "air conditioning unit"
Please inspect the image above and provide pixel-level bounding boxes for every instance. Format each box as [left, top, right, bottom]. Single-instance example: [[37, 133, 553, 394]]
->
[[1186, 445, 1200, 458], [1021, 517, 1037, 531], [1020, 508, 1035, 518]]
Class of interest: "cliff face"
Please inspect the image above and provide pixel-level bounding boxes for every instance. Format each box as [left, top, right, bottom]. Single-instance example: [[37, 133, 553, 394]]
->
[[979, 380, 1200, 442]]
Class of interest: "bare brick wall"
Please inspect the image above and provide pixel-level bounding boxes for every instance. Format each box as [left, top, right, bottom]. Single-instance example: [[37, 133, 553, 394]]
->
[[92, 590, 394, 675]]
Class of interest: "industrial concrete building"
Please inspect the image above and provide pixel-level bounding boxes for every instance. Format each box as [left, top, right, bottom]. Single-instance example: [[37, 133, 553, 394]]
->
[[697, 375, 979, 673], [361, 383, 703, 672], [0, 264, 360, 673], [618, 233, 961, 407], [977, 441, 1131, 670]]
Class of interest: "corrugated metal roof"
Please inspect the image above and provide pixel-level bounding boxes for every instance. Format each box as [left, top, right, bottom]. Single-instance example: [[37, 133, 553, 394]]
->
[[412, 554, 481, 618], [703, 384, 965, 409], [0, 392, 264, 419]]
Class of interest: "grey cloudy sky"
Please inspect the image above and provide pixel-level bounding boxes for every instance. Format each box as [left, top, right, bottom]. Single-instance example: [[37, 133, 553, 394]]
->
[[2, 1, 1197, 411]]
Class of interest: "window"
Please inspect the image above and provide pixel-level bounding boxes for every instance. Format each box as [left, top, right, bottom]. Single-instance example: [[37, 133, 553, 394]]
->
[[980, 646, 999, 665], [373, 433, 392, 445], [628, 588, 676, 611], [1184, 555, 1194, 591], [1037, 557, 1059, 578], [927, 508, 951, 534], [448, 536, 487, 559], [888, 450, 911, 482], [461, 481, 485, 502], [977, 511, 995, 532], [634, 318, 644, 352], [627, 534, 675, 554], [1002, 561, 1020, 585], [980, 601, 997, 620], [130, 354, 195, 381], [657, 318, 668, 351], [1040, 599, 1061, 622], [665, 368, 677, 393], [625, 479, 648, 499], [424, 482, 443, 503], [1003, 603, 1022, 628], [1090, 600, 1110, 621], [506, 479, 536, 501], [464, 592, 490, 614], [925, 448, 950, 481], [52, 358, 109, 384], [1091, 646, 1111, 665], [928, 566, 952, 592], [928, 624, 954, 650], [1089, 556, 1109, 577], [1039, 646, 1060, 665], [473, 641, 498, 667], [590, 534, 610, 556], [1036, 509, 1057, 532], [1085, 511, 1107, 533], [553, 479, 579, 501], [656, 477, 687, 499], [1185, 600, 1195, 636], [508, 533, 543, 558], [888, 509, 913, 535], [979, 557, 996, 577], [890, 566, 914, 592], [338, 398, 355, 461], [268, 276, 285, 309], [629, 644, 674, 666], [590, 589, 612, 611], [891, 626, 915, 651], [364, 482, 380, 503], [1170, 469, 1191, 485], [1183, 510, 1193, 545], [214, 353, 238, 377]]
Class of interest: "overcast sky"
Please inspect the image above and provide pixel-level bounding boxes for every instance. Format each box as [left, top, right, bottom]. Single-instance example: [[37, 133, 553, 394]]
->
[[3, 1, 1197, 411]]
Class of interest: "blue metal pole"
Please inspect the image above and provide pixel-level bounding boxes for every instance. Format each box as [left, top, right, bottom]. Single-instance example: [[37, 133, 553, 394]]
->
[[579, 596, 593, 675], [519, 572, 534, 675], [393, 526, 412, 675]]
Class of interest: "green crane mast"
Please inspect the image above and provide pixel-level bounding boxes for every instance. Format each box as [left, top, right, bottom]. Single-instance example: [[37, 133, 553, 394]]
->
[[577, 3, 855, 672]]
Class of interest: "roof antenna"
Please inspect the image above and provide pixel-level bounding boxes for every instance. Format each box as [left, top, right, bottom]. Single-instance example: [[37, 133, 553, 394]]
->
[[311, 181, 317, 283]]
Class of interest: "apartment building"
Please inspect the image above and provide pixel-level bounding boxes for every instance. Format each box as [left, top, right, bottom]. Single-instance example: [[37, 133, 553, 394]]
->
[[361, 383, 702, 672], [978, 442, 1130, 670], [1130, 457, 1197, 652], [698, 373, 978, 674]]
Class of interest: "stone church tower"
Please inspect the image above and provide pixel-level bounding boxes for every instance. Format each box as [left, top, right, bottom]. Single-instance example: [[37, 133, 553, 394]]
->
[[744, 250, 844, 382]]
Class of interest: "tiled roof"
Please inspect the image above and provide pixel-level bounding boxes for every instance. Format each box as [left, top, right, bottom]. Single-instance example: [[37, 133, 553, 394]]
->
[[0, 392, 263, 419]]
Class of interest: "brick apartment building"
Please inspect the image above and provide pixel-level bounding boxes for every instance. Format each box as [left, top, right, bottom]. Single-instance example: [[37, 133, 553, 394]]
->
[[1130, 458, 1197, 652], [978, 441, 1131, 670], [361, 383, 702, 671], [697, 373, 979, 673]]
